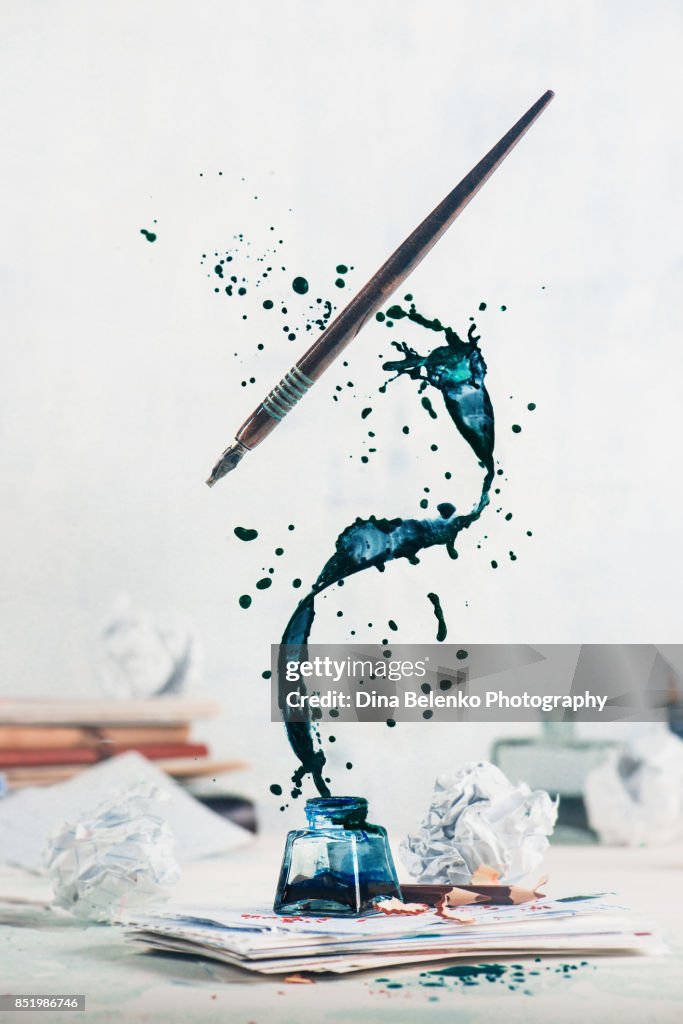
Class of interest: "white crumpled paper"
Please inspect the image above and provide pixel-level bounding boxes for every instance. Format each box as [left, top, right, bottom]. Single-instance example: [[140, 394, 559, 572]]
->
[[44, 783, 180, 921], [98, 595, 199, 698], [584, 726, 683, 845], [401, 761, 557, 884]]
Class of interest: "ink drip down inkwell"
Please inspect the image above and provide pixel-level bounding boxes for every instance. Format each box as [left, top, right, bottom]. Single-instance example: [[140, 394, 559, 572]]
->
[[207, 92, 554, 915]]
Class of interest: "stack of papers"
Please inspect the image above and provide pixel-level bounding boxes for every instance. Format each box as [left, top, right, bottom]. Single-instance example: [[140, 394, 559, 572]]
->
[[126, 895, 660, 974]]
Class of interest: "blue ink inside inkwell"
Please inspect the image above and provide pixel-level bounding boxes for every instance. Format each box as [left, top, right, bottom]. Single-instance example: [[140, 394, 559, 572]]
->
[[273, 796, 401, 915]]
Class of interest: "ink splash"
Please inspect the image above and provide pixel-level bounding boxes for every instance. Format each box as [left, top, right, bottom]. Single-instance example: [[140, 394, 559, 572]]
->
[[426, 592, 447, 641], [193, 182, 531, 800], [279, 300, 494, 797], [369, 958, 594, 1000]]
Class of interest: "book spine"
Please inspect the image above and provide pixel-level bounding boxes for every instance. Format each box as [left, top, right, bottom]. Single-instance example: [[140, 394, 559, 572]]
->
[[0, 742, 209, 768], [2, 757, 247, 787], [0, 724, 191, 749], [0, 699, 219, 725]]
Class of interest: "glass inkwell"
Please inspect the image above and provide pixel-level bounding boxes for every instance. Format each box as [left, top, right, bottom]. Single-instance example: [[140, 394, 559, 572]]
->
[[274, 796, 402, 915]]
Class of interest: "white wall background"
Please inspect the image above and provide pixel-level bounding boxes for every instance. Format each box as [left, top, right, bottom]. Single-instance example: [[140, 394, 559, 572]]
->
[[1, 0, 681, 834]]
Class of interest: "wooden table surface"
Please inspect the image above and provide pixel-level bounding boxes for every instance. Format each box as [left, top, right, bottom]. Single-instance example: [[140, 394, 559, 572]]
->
[[1, 837, 681, 1023]]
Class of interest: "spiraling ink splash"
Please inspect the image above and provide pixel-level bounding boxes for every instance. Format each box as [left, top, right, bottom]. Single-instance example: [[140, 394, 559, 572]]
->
[[280, 301, 495, 797]]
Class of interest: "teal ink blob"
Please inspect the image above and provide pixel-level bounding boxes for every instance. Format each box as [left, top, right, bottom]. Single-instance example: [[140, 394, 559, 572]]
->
[[528, 402, 536, 411], [256, 577, 272, 590], [512, 424, 522, 433], [370, 957, 595, 998], [421, 396, 438, 419], [431, 964, 506, 979], [427, 592, 447, 641], [263, 299, 274, 309], [388, 619, 398, 631], [262, 669, 272, 679], [361, 407, 372, 419], [234, 526, 258, 541], [239, 594, 252, 609], [335, 278, 345, 288], [270, 783, 283, 795], [292, 276, 309, 294], [140, 228, 157, 242], [277, 300, 495, 794]]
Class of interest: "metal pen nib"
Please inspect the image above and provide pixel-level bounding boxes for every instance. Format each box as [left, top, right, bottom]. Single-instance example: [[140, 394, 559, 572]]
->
[[206, 439, 249, 487]]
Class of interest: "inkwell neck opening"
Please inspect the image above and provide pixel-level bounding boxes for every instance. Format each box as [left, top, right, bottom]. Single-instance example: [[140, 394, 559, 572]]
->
[[305, 796, 368, 828]]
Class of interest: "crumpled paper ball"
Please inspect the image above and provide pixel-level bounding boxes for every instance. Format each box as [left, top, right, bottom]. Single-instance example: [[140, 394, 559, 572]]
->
[[401, 761, 557, 884], [98, 595, 199, 699], [584, 727, 683, 845], [44, 784, 181, 921]]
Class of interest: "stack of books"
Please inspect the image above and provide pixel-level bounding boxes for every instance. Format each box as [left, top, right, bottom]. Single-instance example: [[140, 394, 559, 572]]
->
[[0, 698, 242, 790]]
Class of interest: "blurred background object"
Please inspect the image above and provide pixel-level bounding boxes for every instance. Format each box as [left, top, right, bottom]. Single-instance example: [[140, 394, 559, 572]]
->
[[493, 721, 616, 844], [97, 595, 200, 698], [584, 726, 683, 846]]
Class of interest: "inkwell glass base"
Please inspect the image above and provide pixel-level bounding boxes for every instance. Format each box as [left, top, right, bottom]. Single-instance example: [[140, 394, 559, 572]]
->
[[273, 796, 402, 916]]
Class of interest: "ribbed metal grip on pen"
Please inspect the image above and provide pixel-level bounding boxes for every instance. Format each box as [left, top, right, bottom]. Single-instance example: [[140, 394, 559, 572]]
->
[[262, 365, 314, 421]]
